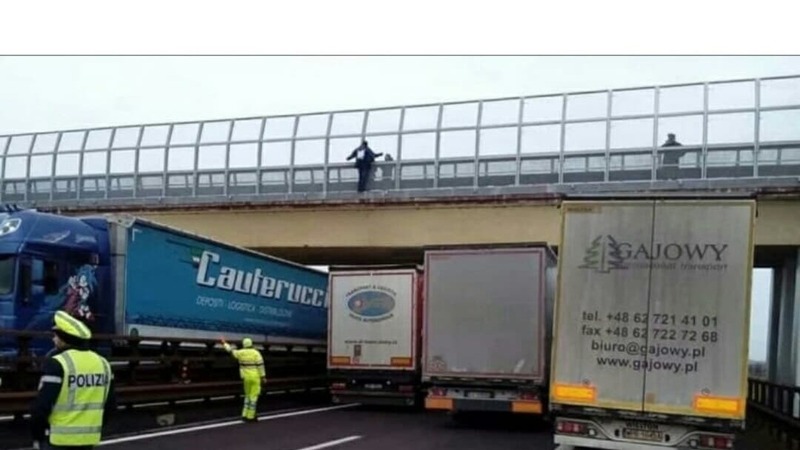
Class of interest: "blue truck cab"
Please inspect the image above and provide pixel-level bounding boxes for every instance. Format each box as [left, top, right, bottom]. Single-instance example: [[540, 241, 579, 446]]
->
[[0, 207, 329, 358], [0, 207, 112, 356]]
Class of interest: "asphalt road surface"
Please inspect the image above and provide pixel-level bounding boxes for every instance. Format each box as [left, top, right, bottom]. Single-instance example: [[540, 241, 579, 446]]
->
[[3, 402, 797, 450], [101, 406, 554, 450], [0, 392, 327, 450], [96, 406, 800, 450]]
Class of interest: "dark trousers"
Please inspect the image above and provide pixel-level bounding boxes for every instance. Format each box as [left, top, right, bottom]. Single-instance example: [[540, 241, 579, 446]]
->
[[357, 165, 371, 192]]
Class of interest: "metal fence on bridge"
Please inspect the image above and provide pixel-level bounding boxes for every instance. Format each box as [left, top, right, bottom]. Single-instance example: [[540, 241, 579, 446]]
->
[[748, 378, 800, 449], [750, 378, 800, 426], [1, 75, 799, 207]]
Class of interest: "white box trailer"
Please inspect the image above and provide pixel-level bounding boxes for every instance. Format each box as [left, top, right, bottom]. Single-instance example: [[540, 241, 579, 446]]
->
[[551, 200, 755, 450], [422, 243, 556, 415], [327, 265, 423, 406]]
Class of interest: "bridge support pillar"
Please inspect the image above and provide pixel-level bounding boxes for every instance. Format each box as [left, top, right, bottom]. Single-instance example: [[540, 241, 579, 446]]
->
[[767, 248, 800, 389]]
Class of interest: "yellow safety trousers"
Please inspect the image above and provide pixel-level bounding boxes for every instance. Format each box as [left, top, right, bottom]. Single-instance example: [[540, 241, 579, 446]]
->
[[242, 376, 261, 420]]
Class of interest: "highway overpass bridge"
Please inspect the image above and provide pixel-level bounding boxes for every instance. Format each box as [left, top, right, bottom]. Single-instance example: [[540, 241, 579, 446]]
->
[[3, 73, 800, 435], [58, 193, 798, 267]]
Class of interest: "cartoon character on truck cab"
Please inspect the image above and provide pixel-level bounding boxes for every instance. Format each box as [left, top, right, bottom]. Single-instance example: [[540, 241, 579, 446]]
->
[[60, 264, 97, 322], [24, 264, 98, 334]]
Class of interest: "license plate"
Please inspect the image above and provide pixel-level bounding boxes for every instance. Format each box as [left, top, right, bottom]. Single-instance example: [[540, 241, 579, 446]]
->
[[364, 384, 383, 390], [622, 428, 664, 442], [466, 391, 492, 399]]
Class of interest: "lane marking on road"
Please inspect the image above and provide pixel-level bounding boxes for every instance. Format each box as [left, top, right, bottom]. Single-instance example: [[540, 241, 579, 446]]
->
[[0, 414, 29, 422], [131, 401, 169, 408], [174, 398, 205, 405], [295, 435, 363, 450], [99, 403, 360, 446]]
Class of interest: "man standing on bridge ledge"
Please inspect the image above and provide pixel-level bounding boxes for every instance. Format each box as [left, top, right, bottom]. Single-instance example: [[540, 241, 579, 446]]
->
[[30, 311, 115, 450], [660, 133, 686, 179], [346, 140, 383, 193], [222, 337, 266, 423]]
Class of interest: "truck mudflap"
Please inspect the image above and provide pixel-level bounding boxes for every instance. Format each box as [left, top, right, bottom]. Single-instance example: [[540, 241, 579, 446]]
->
[[553, 416, 736, 450], [425, 386, 544, 414]]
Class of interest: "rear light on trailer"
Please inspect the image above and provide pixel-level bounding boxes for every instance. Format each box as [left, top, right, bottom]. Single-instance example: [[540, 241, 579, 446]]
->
[[690, 435, 733, 449], [429, 387, 446, 397], [519, 391, 539, 401], [556, 420, 595, 437], [556, 420, 585, 434], [331, 382, 346, 390], [398, 385, 415, 393]]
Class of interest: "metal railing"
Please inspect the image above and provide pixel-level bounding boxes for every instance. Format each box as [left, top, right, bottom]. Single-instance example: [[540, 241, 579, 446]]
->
[[0, 329, 326, 396], [1, 74, 799, 207], [0, 377, 327, 416], [748, 378, 800, 428], [0, 329, 327, 416]]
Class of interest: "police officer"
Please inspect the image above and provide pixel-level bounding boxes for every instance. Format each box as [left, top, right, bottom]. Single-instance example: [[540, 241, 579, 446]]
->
[[222, 337, 266, 422], [30, 311, 114, 449]]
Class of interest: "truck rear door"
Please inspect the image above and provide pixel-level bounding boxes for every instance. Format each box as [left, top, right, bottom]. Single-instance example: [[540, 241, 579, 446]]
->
[[551, 201, 654, 411], [551, 200, 754, 421], [328, 269, 418, 370], [423, 246, 548, 382], [642, 201, 753, 420]]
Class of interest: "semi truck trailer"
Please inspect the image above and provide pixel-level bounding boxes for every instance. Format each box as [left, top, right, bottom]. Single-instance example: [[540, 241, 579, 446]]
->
[[423, 243, 556, 416], [0, 208, 329, 357], [327, 265, 424, 406], [550, 200, 755, 450]]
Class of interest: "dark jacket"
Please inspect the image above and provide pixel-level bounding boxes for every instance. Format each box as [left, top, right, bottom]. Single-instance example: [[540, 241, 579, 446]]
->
[[346, 144, 382, 167], [660, 138, 686, 165]]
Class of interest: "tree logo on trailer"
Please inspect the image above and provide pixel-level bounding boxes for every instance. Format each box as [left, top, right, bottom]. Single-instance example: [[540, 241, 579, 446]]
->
[[579, 234, 730, 273], [346, 285, 396, 323], [580, 235, 628, 273]]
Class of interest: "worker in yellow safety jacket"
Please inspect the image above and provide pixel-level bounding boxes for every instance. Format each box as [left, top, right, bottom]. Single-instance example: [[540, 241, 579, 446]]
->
[[222, 338, 266, 422], [30, 311, 115, 450]]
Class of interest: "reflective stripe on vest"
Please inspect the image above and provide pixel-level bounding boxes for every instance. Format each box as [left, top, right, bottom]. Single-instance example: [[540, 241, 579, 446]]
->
[[51, 402, 107, 412], [234, 348, 264, 378], [50, 425, 104, 434], [49, 349, 112, 446]]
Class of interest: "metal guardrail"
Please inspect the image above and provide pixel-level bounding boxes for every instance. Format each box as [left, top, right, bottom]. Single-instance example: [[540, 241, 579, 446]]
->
[[1, 75, 799, 207], [748, 378, 800, 428], [0, 329, 328, 416], [3, 142, 799, 210], [1, 330, 326, 408], [0, 376, 328, 415], [0, 329, 326, 353]]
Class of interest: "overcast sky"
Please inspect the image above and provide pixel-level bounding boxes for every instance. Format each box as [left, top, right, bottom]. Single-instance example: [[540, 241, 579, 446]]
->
[[0, 55, 786, 360], [2, 56, 800, 135]]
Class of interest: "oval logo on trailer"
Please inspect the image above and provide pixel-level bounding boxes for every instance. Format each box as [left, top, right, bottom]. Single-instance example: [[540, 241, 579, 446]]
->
[[347, 290, 395, 318]]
